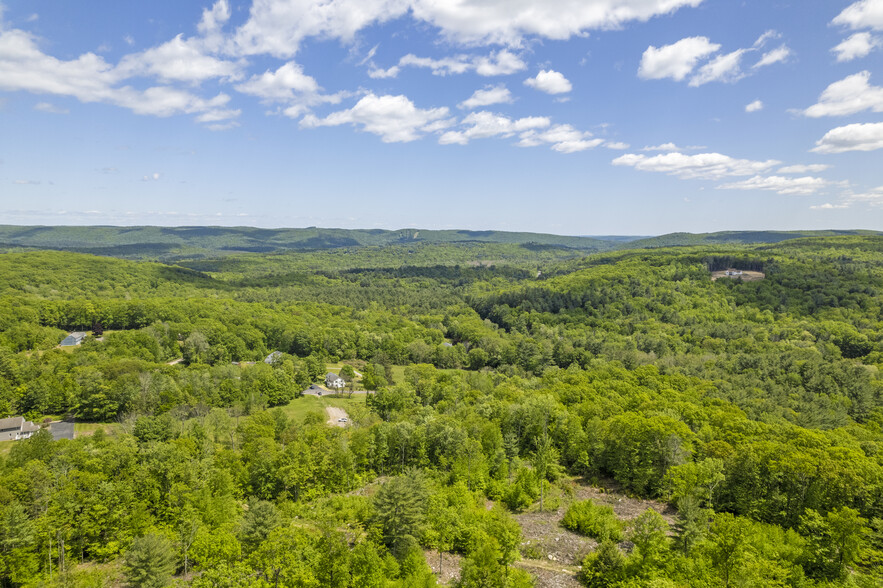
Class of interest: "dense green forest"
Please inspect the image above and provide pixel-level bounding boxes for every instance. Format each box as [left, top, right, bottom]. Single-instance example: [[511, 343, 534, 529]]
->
[[0, 232, 881, 588]]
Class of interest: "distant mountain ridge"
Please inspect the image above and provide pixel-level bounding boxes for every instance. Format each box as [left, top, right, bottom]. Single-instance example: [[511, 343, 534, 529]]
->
[[0, 225, 878, 260], [0, 225, 614, 258], [620, 230, 882, 250]]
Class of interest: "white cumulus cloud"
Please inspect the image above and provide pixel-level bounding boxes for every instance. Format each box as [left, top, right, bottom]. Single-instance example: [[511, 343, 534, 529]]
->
[[846, 186, 883, 205], [373, 50, 526, 78], [638, 36, 720, 81], [474, 50, 527, 76], [439, 114, 600, 153], [811, 185, 883, 210], [753, 44, 791, 68], [409, 0, 705, 46], [641, 32, 789, 87], [519, 124, 603, 153], [116, 34, 243, 83], [0, 23, 239, 126], [524, 69, 572, 94], [230, 0, 705, 57], [717, 175, 829, 195], [233, 0, 410, 58], [812, 122, 883, 153], [641, 142, 686, 152], [778, 164, 830, 174], [810, 202, 850, 210], [832, 32, 882, 61], [368, 65, 400, 79], [300, 93, 451, 143], [197, 0, 232, 51], [236, 62, 320, 100], [801, 71, 883, 117], [612, 151, 780, 180], [458, 85, 512, 109], [745, 100, 763, 112], [832, 0, 883, 31], [440, 111, 550, 144], [689, 49, 745, 86]]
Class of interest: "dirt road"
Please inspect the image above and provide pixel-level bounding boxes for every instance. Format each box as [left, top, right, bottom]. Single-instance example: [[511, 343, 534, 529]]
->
[[326, 406, 349, 427]]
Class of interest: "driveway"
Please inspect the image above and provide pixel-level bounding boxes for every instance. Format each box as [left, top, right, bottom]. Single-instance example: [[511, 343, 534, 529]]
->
[[326, 406, 349, 427]]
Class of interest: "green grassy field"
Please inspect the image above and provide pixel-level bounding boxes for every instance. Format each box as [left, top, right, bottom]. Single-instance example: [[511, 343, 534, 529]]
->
[[75, 422, 118, 437], [278, 392, 369, 424]]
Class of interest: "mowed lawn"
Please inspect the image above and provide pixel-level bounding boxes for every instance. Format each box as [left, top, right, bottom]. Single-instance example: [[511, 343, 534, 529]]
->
[[278, 392, 369, 424]]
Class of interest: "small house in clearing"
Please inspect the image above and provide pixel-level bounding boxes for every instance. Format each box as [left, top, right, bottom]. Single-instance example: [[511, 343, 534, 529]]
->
[[264, 351, 283, 364], [725, 269, 743, 276], [325, 372, 346, 389], [60, 332, 87, 346], [0, 416, 40, 442]]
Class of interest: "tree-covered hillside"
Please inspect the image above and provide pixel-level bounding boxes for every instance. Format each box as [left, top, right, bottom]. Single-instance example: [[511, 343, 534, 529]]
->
[[621, 230, 881, 250], [0, 225, 616, 259], [0, 235, 880, 588], [2, 225, 878, 261]]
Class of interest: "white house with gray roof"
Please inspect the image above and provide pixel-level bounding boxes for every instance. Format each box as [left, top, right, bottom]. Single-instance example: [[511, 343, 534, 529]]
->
[[60, 332, 87, 346], [0, 416, 40, 442], [325, 372, 345, 389]]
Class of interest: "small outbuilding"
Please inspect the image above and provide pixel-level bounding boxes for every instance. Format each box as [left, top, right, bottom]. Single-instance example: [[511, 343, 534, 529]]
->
[[264, 351, 283, 364], [60, 332, 87, 346]]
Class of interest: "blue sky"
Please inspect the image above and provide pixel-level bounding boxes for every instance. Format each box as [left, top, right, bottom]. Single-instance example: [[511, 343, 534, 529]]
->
[[0, 0, 881, 235]]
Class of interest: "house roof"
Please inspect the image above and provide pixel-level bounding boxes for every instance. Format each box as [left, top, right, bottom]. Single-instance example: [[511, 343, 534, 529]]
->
[[265, 351, 283, 363], [326, 372, 342, 379], [0, 416, 24, 431], [21, 420, 40, 433], [60, 332, 87, 345], [0, 416, 39, 436]]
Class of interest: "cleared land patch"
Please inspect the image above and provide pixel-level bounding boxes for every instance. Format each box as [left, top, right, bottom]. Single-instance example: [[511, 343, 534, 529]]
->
[[510, 478, 678, 588], [710, 269, 765, 281], [325, 405, 349, 427]]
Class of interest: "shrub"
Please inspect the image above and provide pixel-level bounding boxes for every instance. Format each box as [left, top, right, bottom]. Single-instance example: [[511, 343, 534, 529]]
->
[[578, 541, 626, 588], [561, 499, 623, 542]]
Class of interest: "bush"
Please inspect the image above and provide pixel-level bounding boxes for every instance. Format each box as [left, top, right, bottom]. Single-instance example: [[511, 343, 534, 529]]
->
[[578, 541, 626, 588], [562, 500, 623, 542]]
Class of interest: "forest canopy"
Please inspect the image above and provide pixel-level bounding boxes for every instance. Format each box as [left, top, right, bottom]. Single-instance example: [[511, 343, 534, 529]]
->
[[0, 233, 881, 588]]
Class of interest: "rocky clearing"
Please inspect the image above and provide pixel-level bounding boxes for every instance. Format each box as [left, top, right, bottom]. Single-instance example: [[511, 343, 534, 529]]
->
[[427, 478, 677, 587]]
